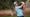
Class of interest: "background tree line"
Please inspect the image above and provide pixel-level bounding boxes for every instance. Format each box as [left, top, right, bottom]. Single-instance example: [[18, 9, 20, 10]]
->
[[0, 0, 26, 10]]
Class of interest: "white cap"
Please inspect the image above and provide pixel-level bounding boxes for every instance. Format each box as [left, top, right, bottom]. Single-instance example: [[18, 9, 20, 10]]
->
[[14, 1, 17, 5]]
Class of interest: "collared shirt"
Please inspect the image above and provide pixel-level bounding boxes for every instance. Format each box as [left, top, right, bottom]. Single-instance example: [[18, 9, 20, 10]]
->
[[15, 6, 23, 16]]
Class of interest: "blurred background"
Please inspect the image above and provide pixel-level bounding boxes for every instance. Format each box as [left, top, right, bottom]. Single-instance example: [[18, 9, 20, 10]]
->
[[0, 0, 30, 17]]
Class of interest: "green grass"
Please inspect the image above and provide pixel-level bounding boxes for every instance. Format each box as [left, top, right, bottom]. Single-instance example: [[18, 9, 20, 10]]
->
[[0, 16, 30, 17], [0, 16, 16, 17], [24, 15, 30, 17]]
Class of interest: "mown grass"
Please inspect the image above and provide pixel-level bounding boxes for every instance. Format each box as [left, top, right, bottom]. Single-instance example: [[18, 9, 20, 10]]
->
[[0, 16, 30, 17]]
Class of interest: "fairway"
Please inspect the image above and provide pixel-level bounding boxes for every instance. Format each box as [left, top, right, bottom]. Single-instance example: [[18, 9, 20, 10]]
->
[[0, 16, 30, 17]]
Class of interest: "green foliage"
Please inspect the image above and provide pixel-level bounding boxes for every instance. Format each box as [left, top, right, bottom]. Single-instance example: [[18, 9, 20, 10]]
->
[[18, 0, 22, 4], [0, 0, 14, 9], [0, 0, 26, 10]]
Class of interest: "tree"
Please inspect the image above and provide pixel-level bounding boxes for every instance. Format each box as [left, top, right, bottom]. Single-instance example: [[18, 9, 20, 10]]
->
[[0, 0, 26, 10], [0, 0, 15, 10]]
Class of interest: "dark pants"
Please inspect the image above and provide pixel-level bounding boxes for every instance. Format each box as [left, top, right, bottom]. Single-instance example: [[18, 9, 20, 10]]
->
[[17, 16, 24, 17]]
